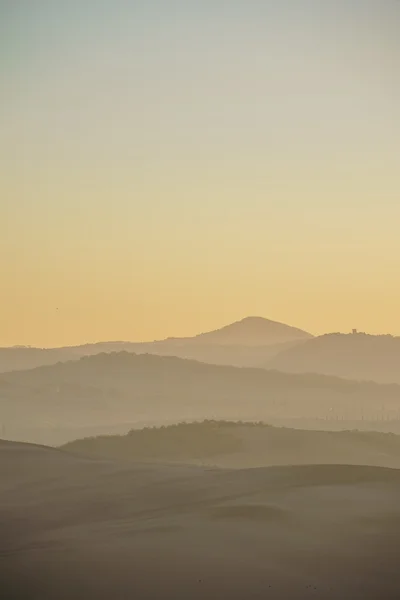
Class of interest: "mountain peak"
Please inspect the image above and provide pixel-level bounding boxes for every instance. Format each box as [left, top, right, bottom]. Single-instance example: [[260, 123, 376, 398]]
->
[[192, 316, 312, 346]]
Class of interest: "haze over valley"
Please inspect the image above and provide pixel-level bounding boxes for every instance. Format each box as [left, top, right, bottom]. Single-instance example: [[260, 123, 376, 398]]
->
[[2, 0, 400, 597], [2, 317, 400, 599]]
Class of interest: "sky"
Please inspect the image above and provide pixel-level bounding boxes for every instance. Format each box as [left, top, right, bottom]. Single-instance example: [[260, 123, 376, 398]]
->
[[1, 0, 400, 347]]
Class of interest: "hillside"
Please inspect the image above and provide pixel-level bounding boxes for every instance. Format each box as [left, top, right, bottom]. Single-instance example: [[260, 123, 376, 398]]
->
[[61, 420, 400, 470], [2, 352, 400, 446], [267, 332, 400, 384], [0, 346, 79, 373], [2, 439, 400, 599], [0, 317, 311, 373]]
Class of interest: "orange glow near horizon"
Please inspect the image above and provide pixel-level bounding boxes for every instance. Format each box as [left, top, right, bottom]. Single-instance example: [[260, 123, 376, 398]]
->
[[1, 2, 400, 346]]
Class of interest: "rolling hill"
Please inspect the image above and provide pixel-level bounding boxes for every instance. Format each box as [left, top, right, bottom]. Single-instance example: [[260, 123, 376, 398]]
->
[[0, 317, 311, 373], [61, 420, 400, 469], [2, 352, 400, 446], [2, 439, 400, 599], [267, 332, 400, 385]]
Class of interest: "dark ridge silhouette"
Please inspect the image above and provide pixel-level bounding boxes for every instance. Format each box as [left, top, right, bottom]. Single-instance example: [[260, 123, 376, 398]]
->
[[61, 419, 400, 470], [0, 316, 312, 373], [267, 332, 400, 385], [1, 439, 400, 599], [2, 352, 400, 446]]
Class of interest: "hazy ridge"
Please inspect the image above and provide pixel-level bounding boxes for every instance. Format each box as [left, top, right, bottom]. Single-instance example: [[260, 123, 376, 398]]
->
[[0, 317, 311, 372], [267, 332, 400, 384], [3, 320, 400, 388], [2, 352, 400, 446], [61, 419, 400, 470]]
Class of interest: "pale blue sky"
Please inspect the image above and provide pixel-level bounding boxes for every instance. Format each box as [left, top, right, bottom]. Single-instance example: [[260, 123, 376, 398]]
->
[[1, 1, 400, 345]]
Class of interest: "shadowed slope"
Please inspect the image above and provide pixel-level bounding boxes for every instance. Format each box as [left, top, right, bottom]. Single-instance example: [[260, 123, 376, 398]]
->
[[1, 440, 400, 599]]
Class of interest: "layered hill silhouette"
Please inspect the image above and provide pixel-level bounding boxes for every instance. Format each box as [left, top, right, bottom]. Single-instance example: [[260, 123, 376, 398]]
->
[[2, 439, 400, 599], [61, 420, 400, 470], [0, 317, 311, 373], [4, 323, 400, 387], [2, 352, 400, 446], [267, 332, 400, 385]]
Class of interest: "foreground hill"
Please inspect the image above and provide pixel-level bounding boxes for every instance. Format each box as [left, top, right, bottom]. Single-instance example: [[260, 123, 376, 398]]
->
[[61, 420, 400, 470], [267, 332, 400, 384], [1, 439, 400, 599], [0, 317, 311, 373], [2, 353, 400, 446]]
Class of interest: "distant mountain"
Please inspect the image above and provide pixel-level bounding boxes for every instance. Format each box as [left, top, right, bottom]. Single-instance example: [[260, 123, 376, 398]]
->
[[61, 420, 400, 470], [0, 347, 79, 373], [165, 316, 312, 346], [267, 332, 400, 385], [2, 352, 400, 446], [0, 317, 312, 373]]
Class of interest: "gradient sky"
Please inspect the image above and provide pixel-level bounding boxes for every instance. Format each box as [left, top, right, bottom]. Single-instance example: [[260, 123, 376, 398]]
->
[[1, 1, 399, 347]]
